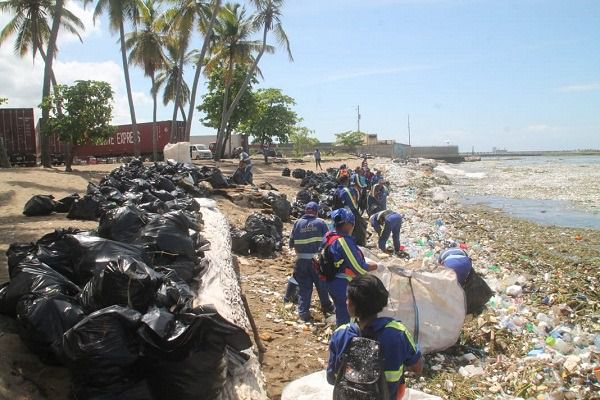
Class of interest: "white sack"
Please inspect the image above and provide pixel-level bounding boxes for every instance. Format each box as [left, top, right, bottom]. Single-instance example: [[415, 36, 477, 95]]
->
[[163, 142, 192, 164], [281, 371, 442, 400], [364, 248, 466, 354], [195, 201, 268, 400]]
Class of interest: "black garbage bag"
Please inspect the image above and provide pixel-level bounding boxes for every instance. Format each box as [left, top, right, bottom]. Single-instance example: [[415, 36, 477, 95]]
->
[[249, 234, 277, 257], [352, 214, 367, 246], [6, 243, 35, 275], [138, 306, 252, 400], [138, 200, 169, 214], [54, 193, 80, 213], [265, 192, 292, 222], [34, 228, 81, 280], [164, 198, 200, 212], [66, 233, 150, 286], [281, 167, 291, 177], [2, 258, 80, 317], [62, 306, 147, 400], [153, 176, 177, 192], [99, 186, 124, 204], [462, 270, 494, 315], [141, 211, 196, 260], [98, 206, 148, 243], [78, 256, 162, 314], [244, 213, 283, 240], [151, 190, 176, 202], [230, 227, 250, 255], [162, 258, 203, 283], [154, 269, 194, 313], [367, 195, 383, 216], [206, 168, 229, 189], [23, 195, 57, 216], [292, 168, 306, 179], [16, 294, 85, 365], [296, 189, 312, 204], [67, 194, 104, 221]]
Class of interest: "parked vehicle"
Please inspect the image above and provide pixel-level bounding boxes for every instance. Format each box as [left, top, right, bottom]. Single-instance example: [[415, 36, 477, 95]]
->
[[190, 144, 213, 160]]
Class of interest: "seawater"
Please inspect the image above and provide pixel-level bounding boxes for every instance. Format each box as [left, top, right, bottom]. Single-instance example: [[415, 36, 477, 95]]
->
[[438, 156, 600, 230]]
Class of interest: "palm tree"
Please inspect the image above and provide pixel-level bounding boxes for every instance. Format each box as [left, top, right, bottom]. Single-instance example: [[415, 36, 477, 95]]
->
[[184, 0, 221, 139], [87, 0, 142, 157], [0, 0, 85, 167], [154, 37, 193, 130], [205, 2, 268, 159], [214, 0, 292, 160], [126, 0, 166, 161]]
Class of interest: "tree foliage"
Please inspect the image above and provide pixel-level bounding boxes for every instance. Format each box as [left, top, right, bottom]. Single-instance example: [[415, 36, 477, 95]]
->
[[0, 97, 7, 105], [241, 88, 297, 146], [289, 126, 318, 157], [42, 80, 115, 171], [198, 65, 256, 133], [335, 130, 364, 147]]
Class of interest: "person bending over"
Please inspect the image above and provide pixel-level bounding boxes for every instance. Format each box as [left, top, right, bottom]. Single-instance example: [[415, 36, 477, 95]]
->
[[370, 210, 403, 254], [327, 274, 423, 399]]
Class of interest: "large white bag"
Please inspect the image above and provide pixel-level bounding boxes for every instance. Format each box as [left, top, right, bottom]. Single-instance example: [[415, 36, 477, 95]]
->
[[281, 371, 442, 400], [363, 249, 467, 354], [163, 142, 192, 164]]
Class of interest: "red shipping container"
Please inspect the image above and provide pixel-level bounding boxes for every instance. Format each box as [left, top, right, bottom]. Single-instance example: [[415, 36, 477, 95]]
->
[[0, 108, 37, 166]]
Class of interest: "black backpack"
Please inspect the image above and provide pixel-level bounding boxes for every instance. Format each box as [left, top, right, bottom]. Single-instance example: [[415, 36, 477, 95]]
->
[[313, 233, 341, 281], [333, 335, 389, 400]]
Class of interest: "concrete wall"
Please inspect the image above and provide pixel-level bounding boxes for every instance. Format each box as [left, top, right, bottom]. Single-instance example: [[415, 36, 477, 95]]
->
[[408, 146, 459, 158]]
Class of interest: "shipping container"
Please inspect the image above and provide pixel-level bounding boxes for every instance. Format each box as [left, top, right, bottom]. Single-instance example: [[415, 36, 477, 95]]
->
[[0, 108, 37, 166]]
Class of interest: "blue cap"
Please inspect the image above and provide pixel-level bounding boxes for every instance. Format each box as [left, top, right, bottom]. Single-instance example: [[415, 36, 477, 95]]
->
[[438, 248, 468, 264], [331, 208, 355, 226], [305, 201, 319, 212]]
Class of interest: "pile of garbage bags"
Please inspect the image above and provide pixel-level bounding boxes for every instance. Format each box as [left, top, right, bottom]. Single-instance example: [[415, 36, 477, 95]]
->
[[230, 213, 283, 257], [22, 160, 231, 219], [4, 159, 252, 400], [290, 169, 338, 219]]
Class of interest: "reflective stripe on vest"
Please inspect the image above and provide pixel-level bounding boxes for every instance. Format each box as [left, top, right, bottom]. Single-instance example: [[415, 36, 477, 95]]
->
[[338, 237, 367, 276], [343, 187, 358, 210], [383, 320, 417, 383], [293, 236, 324, 245]]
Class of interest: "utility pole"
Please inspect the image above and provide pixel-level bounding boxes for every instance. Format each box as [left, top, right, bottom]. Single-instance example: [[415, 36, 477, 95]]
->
[[357, 105, 361, 133], [407, 114, 411, 146]]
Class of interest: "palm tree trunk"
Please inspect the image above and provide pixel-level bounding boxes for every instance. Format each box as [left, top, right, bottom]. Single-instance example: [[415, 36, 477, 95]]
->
[[216, 24, 268, 160], [185, 0, 221, 138], [0, 138, 11, 168], [40, 0, 64, 168], [179, 104, 187, 125], [119, 20, 140, 157], [151, 73, 158, 161], [215, 75, 231, 161], [170, 47, 185, 143]]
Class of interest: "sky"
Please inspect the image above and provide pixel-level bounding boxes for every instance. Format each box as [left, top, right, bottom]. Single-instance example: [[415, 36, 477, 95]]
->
[[1, 0, 599, 152]]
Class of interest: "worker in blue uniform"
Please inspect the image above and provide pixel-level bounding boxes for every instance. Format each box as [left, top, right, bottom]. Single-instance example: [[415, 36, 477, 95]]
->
[[371, 179, 389, 210], [232, 151, 253, 184], [438, 248, 473, 285], [370, 210, 403, 254], [324, 208, 377, 326], [289, 202, 333, 321], [327, 274, 423, 399], [335, 179, 359, 214]]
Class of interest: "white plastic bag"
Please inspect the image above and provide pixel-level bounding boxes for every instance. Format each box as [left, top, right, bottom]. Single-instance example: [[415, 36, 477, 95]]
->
[[163, 142, 192, 164]]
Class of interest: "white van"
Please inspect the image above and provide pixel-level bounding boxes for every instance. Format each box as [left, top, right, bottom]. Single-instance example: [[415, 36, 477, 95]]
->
[[190, 144, 213, 160]]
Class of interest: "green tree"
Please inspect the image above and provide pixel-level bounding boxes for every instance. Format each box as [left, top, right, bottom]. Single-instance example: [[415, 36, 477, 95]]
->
[[335, 130, 364, 147], [126, 0, 166, 161], [289, 126, 319, 157], [0, 97, 8, 167], [241, 88, 297, 162], [198, 65, 257, 158], [0, 97, 7, 105], [215, 0, 292, 160], [88, 0, 141, 157], [42, 80, 115, 172]]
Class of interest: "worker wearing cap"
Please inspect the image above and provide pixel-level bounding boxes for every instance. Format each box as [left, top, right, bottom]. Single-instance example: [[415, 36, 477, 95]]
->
[[438, 248, 473, 285], [289, 202, 333, 321], [234, 151, 253, 184], [325, 208, 378, 326], [370, 210, 403, 253], [335, 179, 359, 215]]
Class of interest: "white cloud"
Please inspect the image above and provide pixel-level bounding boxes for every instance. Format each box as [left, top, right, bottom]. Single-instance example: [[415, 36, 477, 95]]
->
[[302, 65, 436, 87], [58, 1, 102, 45], [557, 82, 600, 93], [527, 124, 551, 132]]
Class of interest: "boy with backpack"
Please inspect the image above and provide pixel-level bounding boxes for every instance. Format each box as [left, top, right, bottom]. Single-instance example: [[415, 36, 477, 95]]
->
[[317, 208, 377, 326], [327, 274, 423, 400]]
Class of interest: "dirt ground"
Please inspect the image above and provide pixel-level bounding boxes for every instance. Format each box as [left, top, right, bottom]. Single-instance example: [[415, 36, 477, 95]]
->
[[0, 156, 353, 400]]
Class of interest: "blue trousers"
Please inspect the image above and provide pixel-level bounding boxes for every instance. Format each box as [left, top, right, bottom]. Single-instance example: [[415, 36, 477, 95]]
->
[[327, 277, 350, 326], [378, 214, 402, 252], [295, 259, 332, 320]]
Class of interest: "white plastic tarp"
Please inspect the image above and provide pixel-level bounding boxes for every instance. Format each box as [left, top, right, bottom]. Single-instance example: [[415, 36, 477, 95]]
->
[[363, 249, 467, 354], [163, 142, 192, 164], [281, 371, 443, 400]]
